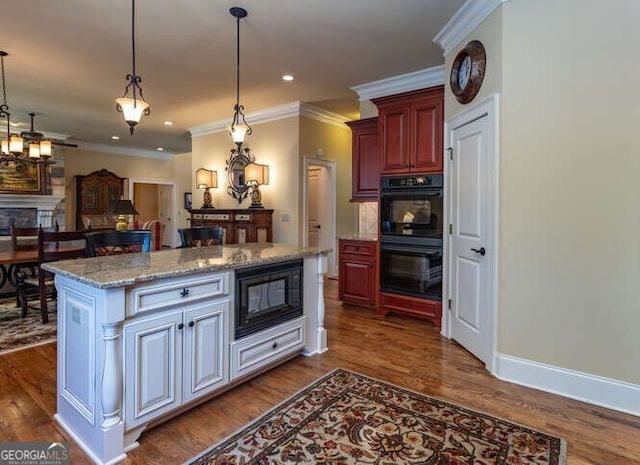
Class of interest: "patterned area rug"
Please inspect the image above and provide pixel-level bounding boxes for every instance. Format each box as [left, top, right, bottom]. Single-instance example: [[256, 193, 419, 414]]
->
[[0, 296, 56, 355], [189, 369, 566, 465]]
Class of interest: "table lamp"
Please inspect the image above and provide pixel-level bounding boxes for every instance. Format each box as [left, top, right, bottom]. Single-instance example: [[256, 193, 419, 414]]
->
[[196, 168, 218, 208], [109, 199, 139, 231], [244, 163, 269, 209]]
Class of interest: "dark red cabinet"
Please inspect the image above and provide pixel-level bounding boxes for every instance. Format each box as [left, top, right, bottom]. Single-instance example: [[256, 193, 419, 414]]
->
[[346, 117, 379, 201], [338, 239, 377, 308], [373, 86, 444, 175]]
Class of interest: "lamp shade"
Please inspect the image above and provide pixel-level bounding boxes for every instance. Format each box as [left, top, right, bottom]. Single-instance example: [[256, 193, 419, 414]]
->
[[230, 123, 249, 144], [196, 168, 218, 189], [115, 97, 150, 125], [244, 163, 269, 185], [108, 199, 139, 215]]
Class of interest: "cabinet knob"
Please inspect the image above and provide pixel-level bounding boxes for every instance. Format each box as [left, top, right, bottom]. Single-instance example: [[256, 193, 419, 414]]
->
[[272, 341, 278, 349], [180, 288, 189, 297], [189, 320, 195, 327], [178, 323, 184, 330]]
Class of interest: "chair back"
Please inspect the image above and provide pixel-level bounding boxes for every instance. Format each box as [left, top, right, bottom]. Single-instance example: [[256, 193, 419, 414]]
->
[[38, 229, 89, 264], [11, 221, 58, 251], [178, 226, 224, 248], [86, 230, 151, 257]]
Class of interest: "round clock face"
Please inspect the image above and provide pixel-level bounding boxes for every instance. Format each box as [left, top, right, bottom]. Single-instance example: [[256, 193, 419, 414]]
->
[[450, 40, 486, 104]]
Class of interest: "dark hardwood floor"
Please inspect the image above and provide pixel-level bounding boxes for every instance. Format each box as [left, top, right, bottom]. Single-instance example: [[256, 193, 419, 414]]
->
[[1, 279, 639, 464]]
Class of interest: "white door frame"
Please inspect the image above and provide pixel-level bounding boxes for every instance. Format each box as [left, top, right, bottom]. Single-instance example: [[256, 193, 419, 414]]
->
[[442, 94, 499, 375], [302, 157, 337, 277], [128, 178, 178, 249]]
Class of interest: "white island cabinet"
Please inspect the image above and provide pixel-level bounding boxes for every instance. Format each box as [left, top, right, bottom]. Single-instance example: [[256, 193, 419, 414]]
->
[[43, 243, 328, 465]]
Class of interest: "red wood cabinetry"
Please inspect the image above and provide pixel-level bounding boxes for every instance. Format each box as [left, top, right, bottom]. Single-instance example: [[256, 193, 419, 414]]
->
[[338, 239, 377, 308], [378, 292, 442, 328], [346, 117, 379, 201], [373, 86, 444, 175], [188, 209, 273, 244]]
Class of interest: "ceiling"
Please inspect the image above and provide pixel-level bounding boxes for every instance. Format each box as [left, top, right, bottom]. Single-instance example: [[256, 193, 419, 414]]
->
[[2, 0, 465, 155]]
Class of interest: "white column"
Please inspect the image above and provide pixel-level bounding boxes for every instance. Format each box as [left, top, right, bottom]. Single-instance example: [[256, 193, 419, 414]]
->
[[101, 323, 123, 428]]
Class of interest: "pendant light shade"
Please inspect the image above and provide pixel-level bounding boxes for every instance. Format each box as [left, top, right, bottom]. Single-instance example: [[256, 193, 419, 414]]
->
[[115, 0, 150, 135]]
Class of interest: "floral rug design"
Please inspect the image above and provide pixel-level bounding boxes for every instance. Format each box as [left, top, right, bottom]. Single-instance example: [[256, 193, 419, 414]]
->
[[189, 368, 566, 464], [0, 296, 56, 354]]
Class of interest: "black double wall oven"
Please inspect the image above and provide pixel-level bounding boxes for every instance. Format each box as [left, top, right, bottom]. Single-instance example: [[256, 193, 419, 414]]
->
[[379, 174, 443, 301]]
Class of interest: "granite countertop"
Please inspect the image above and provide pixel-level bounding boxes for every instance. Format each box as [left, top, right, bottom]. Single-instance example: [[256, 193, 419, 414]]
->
[[338, 234, 378, 242], [42, 243, 324, 289]]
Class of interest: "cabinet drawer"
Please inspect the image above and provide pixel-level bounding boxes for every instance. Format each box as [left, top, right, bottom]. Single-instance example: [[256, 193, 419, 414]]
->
[[230, 317, 305, 380], [127, 272, 229, 317], [380, 293, 440, 318], [204, 213, 230, 221], [339, 240, 376, 257]]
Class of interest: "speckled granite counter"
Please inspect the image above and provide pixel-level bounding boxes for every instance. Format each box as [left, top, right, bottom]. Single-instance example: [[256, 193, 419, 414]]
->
[[338, 234, 378, 242], [43, 242, 323, 289]]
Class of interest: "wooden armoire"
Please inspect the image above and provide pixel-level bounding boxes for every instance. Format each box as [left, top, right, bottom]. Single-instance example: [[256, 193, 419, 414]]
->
[[75, 169, 125, 230]]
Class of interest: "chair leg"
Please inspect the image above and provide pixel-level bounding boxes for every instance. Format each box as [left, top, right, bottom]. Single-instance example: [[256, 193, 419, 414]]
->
[[39, 275, 49, 324]]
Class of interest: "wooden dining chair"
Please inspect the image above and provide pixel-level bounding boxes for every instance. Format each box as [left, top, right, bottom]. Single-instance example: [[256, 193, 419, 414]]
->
[[85, 230, 152, 257], [9, 221, 59, 306], [178, 226, 224, 248], [16, 229, 88, 323]]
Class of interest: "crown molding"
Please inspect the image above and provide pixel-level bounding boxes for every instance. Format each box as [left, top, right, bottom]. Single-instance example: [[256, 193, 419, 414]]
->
[[189, 102, 349, 138], [351, 66, 445, 102], [73, 141, 175, 159], [433, 0, 508, 55]]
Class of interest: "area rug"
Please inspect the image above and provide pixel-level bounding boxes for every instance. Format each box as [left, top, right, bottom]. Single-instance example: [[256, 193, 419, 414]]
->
[[188, 368, 565, 465], [0, 296, 57, 355]]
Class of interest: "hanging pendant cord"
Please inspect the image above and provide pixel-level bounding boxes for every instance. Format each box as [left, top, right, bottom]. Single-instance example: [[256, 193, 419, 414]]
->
[[0, 53, 10, 140], [131, 0, 137, 104], [1, 55, 7, 107], [235, 14, 240, 111]]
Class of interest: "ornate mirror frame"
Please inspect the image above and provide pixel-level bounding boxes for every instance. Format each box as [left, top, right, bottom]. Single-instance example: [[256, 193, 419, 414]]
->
[[225, 145, 255, 204]]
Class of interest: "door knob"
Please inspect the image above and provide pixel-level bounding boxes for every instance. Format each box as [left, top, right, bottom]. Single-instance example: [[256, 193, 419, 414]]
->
[[470, 247, 486, 256]]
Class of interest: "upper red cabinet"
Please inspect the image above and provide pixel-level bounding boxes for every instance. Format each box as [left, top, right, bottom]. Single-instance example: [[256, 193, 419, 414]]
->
[[372, 86, 444, 175], [346, 117, 379, 201]]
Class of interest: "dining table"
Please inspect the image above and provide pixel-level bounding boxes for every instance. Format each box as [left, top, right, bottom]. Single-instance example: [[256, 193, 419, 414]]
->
[[0, 248, 40, 289]]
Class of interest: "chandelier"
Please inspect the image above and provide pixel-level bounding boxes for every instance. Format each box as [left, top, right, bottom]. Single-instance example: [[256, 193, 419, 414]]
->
[[0, 51, 54, 166], [115, 0, 150, 135], [229, 7, 252, 145]]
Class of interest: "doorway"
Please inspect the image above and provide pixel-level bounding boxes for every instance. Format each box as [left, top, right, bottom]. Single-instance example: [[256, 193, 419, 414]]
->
[[302, 157, 336, 277], [444, 95, 498, 373], [129, 179, 176, 248]]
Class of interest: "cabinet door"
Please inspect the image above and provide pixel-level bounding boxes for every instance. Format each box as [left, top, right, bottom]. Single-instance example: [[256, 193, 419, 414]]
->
[[412, 98, 444, 172], [339, 257, 375, 306], [124, 313, 183, 428], [347, 117, 379, 200], [183, 300, 229, 403], [379, 106, 410, 174]]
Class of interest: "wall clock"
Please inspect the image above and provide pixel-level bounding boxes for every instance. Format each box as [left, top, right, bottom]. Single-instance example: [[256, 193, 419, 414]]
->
[[450, 40, 486, 104]]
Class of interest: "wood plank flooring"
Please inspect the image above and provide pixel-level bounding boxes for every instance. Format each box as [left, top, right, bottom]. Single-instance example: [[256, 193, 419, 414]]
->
[[0, 279, 638, 464]]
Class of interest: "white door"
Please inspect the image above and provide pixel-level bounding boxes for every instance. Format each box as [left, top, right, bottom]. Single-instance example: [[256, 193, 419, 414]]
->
[[307, 167, 322, 247], [448, 106, 496, 369], [158, 185, 173, 248]]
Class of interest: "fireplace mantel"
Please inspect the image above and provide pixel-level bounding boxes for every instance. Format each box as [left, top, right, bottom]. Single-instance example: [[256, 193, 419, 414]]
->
[[0, 194, 64, 210], [0, 194, 64, 230]]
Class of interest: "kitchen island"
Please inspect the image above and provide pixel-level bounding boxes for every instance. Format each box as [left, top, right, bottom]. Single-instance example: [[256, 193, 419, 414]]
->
[[43, 243, 328, 465]]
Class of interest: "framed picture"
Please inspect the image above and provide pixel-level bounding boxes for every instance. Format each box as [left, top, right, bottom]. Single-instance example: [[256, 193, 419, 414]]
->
[[0, 160, 43, 194], [183, 192, 192, 210]]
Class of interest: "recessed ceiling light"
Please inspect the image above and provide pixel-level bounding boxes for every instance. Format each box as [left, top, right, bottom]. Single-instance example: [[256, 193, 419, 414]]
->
[[156, 147, 164, 151], [112, 136, 120, 140], [164, 121, 173, 126], [282, 74, 294, 82]]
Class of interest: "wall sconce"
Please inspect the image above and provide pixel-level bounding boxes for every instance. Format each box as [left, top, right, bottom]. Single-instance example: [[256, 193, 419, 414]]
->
[[196, 168, 218, 209], [244, 163, 269, 209], [108, 199, 139, 231]]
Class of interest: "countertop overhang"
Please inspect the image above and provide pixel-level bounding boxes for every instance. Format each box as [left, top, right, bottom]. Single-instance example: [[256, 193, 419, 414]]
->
[[43, 242, 324, 289]]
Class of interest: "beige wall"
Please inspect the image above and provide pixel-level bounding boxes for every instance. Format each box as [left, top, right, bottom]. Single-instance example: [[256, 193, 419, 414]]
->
[[191, 114, 356, 247], [299, 117, 355, 244], [445, 0, 640, 385], [64, 148, 192, 233], [191, 117, 302, 245]]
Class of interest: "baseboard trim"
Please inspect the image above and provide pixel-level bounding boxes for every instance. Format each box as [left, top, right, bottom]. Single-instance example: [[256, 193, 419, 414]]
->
[[494, 353, 640, 417]]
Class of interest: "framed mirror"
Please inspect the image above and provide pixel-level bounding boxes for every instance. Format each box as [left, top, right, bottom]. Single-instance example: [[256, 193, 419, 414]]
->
[[225, 146, 255, 203]]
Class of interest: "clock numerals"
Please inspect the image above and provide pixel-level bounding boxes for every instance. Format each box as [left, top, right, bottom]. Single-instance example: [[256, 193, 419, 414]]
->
[[458, 55, 472, 90]]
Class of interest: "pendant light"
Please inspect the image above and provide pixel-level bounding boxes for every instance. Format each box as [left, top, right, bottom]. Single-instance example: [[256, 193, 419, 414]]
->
[[229, 6, 252, 145], [115, 0, 150, 135]]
